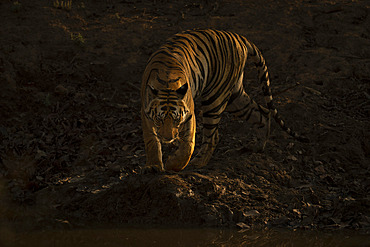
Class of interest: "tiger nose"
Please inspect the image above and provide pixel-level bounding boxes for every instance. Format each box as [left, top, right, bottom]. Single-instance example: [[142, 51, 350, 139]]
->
[[160, 105, 176, 111]]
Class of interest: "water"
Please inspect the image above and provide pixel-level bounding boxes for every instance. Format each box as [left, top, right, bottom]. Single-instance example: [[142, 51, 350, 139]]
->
[[1, 226, 369, 247]]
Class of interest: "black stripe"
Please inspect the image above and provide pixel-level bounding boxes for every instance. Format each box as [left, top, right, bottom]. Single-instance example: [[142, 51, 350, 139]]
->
[[181, 114, 193, 125], [203, 128, 218, 139], [227, 100, 251, 114], [203, 113, 221, 119], [203, 123, 217, 130], [201, 68, 236, 106], [159, 100, 177, 105], [188, 32, 212, 91], [151, 61, 181, 71], [228, 88, 243, 106], [240, 108, 253, 121], [201, 31, 219, 84]]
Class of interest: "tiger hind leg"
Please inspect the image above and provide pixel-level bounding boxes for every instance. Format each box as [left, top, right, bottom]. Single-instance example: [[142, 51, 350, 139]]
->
[[190, 128, 220, 168], [226, 85, 271, 152], [190, 104, 226, 168]]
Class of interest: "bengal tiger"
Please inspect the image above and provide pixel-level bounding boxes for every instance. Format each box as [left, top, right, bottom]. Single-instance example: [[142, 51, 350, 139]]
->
[[141, 29, 307, 172]]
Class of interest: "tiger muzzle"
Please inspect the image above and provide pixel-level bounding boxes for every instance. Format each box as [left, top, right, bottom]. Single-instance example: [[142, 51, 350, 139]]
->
[[157, 117, 179, 144]]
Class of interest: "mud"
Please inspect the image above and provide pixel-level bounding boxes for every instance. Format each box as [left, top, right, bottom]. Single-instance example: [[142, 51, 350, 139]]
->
[[0, 0, 369, 233]]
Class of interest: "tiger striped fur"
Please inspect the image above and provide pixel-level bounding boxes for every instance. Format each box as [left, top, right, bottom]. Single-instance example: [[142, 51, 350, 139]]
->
[[141, 29, 306, 172]]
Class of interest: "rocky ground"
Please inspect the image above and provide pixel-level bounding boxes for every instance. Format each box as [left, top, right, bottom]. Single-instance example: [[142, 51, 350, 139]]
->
[[0, 0, 369, 232]]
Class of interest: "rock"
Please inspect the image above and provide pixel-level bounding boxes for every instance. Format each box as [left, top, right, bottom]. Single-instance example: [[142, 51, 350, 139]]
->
[[236, 222, 250, 229], [244, 210, 260, 217], [55, 84, 68, 95], [202, 214, 219, 226], [287, 155, 298, 161]]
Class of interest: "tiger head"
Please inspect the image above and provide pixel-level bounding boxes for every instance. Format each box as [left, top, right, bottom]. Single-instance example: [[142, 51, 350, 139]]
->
[[143, 69, 193, 143]]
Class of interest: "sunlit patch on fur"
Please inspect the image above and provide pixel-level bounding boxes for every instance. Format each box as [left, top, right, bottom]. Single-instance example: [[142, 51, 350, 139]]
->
[[161, 138, 176, 144]]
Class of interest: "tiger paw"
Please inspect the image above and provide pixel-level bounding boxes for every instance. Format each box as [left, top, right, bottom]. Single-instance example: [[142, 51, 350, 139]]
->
[[165, 160, 182, 172], [189, 157, 207, 169], [140, 165, 164, 174]]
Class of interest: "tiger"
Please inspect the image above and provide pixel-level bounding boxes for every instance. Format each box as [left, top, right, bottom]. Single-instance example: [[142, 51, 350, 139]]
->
[[141, 29, 307, 172]]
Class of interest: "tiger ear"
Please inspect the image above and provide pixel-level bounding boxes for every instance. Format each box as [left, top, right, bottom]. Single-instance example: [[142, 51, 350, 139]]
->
[[148, 85, 158, 96]]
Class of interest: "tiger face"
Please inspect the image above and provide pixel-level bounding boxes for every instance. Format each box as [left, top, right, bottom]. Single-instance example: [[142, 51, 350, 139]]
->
[[144, 72, 191, 144]]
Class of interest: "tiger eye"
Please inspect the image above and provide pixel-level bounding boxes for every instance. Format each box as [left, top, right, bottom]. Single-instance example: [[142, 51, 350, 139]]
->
[[149, 85, 158, 96], [176, 83, 188, 96]]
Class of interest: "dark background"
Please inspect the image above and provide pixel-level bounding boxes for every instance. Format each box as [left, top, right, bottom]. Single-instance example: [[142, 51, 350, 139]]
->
[[0, 0, 369, 231]]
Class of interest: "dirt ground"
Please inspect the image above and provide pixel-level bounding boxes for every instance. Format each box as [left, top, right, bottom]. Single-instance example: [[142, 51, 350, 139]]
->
[[0, 0, 369, 233]]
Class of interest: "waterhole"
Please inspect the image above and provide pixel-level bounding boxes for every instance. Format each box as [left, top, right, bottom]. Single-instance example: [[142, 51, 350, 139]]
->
[[1, 226, 369, 247]]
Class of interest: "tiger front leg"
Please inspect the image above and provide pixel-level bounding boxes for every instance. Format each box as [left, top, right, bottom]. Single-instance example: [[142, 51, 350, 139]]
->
[[142, 112, 165, 173], [143, 137, 165, 173], [165, 115, 196, 172]]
